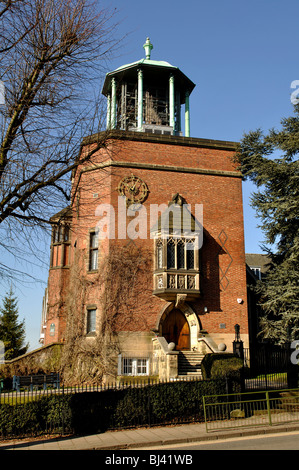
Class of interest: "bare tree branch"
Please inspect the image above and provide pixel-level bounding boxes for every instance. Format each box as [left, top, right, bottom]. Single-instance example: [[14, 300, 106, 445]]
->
[[0, 0, 123, 280]]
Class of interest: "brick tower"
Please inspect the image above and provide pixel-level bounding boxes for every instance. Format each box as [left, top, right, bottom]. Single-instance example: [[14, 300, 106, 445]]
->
[[41, 39, 249, 381]]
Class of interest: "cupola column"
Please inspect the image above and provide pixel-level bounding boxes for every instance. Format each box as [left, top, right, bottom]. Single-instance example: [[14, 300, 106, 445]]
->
[[185, 90, 190, 137], [137, 69, 143, 130], [176, 90, 181, 134], [111, 77, 117, 129], [106, 93, 111, 129], [169, 74, 175, 133]]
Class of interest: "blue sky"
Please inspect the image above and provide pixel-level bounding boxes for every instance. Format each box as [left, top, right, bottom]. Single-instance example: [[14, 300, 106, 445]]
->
[[1, 0, 298, 350]]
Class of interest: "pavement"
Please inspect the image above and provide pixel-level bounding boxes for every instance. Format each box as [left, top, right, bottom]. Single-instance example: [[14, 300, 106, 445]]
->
[[1, 420, 299, 451]]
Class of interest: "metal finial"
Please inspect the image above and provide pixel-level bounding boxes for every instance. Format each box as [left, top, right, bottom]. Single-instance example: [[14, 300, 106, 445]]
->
[[143, 37, 153, 59]]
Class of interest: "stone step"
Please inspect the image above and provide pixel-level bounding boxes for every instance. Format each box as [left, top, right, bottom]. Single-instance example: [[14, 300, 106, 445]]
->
[[179, 368, 202, 374], [178, 351, 204, 376], [178, 351, 205, 357], [175, 375, 203, 381], [178, 351, 204, 356], [177, 376, 202, 380]]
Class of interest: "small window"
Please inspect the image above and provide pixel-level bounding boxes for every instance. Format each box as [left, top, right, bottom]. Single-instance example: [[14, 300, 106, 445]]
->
[[118, 356, 149, 376], [64, 225, 69, 242], [177, 240, 185, 269], [251, 267, 261, 279], [186, 241, 195, 269], [87, 308, 96, 334], [51, 224, 70, 267], [123, 358, 133, 375], [157, 243, 163, 269], [89, 232, 98, 270], [167, 239, 176, 269], [54, 226, 63, 243], [49, 323, 55, 336], [137, 358, 147, 375]]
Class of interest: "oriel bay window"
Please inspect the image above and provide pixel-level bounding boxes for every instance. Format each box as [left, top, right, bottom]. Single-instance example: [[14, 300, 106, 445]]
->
[[153, 236, 200, 300], [151, 193, 201, 301]]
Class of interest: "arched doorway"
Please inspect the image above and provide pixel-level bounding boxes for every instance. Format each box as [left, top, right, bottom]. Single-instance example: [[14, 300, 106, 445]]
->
[[162, 309, 190, 351]]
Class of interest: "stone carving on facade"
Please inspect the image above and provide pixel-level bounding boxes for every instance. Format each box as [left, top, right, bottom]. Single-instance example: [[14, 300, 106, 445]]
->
[[187, 275, 195, 289], [168, 274, 176, 288], [157, 275, 163, 289], [178, 275, 185, 289], [175, 293, 187, 308]]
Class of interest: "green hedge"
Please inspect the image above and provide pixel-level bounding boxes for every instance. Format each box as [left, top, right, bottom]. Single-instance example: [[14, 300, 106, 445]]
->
[[201, 353, 244, 393], [0, 377, 238, 437], [0, 395, 72, 437], [70, 378, 228, 434]]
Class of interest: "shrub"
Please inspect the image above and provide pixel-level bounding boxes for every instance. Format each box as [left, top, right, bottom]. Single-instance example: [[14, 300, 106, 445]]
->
[[0, 395, 72, 437], [201, 353, 244, 393]]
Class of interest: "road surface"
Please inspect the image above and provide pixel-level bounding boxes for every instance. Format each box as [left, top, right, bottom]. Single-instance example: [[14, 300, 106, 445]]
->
[[132, 431, 299, 451]]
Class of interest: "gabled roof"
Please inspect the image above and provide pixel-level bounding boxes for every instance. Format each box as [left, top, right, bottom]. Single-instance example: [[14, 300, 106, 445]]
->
[[50, 206, 72, 222], [150, 194, 202, 237], [245, 253, 271, 274]]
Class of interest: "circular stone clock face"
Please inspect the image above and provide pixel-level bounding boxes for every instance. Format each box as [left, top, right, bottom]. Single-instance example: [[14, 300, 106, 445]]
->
[[118, 175, 149, 206]]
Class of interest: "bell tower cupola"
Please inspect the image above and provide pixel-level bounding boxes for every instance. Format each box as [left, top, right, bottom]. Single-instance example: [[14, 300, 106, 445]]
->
[[102, 38, 195, 136]]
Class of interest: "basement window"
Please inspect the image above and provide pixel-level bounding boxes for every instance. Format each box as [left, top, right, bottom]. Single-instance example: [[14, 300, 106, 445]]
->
[[118, 355, 149, 376]]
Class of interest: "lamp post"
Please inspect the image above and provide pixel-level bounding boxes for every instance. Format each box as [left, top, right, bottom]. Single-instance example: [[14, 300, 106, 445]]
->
[[233, 324, 244, 359]]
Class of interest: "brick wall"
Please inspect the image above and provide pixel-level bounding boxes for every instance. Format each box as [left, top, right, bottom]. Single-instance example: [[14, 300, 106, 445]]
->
[[45, 132, 248, 352]]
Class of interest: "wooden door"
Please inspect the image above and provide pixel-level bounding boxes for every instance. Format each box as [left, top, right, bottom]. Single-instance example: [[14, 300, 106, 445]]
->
[[162, 309, 190, 351]]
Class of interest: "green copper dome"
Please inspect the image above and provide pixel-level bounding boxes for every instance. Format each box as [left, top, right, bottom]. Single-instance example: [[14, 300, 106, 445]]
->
[[102, 38, 195, 98]]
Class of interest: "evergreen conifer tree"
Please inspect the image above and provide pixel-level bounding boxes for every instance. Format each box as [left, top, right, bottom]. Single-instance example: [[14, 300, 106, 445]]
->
[[236, 104, 299, 344], [0, 287, 28, 359]]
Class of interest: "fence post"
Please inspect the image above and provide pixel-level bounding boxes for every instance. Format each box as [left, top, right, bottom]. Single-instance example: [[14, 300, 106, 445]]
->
[[147, 384, 151, 427], [202, 396, 208, 433], [266, 391, 272, 426], [287, 342, 298, 389], [264, 345, 268, 390]]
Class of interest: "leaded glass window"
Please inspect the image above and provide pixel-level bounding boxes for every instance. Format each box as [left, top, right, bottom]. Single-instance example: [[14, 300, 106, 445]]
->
[[177, 239, 185, 269], [164, 237, 196, 270], [156, 241, 163, 269], [167, 238, 176, 269], [186, 240, 195, 269]]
